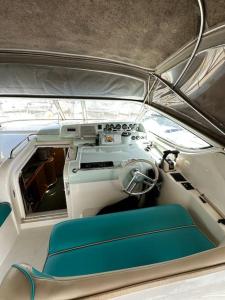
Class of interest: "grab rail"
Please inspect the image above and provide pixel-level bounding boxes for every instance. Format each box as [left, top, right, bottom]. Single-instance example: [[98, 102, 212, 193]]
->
[[9, 134, 37, 159]]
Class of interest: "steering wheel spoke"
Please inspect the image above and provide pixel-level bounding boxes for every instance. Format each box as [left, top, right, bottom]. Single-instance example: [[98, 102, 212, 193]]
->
[[125, 176, 137, 193], [137, 171, 155, 183], [127, 181, 137, 193], [143, 179, 152, 186]]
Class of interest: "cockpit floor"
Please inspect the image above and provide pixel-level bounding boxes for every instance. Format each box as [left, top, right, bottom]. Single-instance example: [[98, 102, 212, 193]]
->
[[0, 225, 52, 284]]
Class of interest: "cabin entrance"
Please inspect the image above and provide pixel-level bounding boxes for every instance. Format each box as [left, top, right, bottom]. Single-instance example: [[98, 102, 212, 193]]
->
[[19, 147, 68, 216]]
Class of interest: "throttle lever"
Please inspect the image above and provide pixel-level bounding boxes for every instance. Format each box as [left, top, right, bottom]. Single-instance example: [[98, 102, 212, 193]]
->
[[159, 150, 180, 170]]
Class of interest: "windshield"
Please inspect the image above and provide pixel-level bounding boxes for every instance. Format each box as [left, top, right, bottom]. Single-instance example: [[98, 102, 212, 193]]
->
[[0, 97, 210, 150], [0, 98, 143, 124]]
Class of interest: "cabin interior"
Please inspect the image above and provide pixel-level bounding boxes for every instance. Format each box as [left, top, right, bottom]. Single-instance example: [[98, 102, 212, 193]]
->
[[19, 147, 67, 215]]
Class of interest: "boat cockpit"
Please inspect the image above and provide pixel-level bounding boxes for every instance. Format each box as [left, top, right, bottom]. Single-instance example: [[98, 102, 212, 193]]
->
[[1, 113, 225, 299], [12, 121, 158, 219], [2, 0, 225, 298]]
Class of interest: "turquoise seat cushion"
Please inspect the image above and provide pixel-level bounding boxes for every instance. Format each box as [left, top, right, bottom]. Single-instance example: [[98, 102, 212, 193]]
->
[[44, 226, 214, 277], [44, 204, 215, 277], [0, 202, 11, 227], [48, 204, 193, 255]]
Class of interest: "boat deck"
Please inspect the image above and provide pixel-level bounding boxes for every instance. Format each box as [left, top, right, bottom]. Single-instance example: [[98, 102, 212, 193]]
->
[[0, 225, 52, 283]]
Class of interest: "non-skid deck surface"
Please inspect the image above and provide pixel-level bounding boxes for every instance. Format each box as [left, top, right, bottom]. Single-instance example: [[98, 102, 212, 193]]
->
[[0, 225, 52, 284]]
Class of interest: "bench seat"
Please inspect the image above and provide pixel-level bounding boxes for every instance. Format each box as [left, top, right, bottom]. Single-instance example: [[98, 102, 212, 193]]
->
[[0, 202, 11, 227], [43, 204, 214, 277]]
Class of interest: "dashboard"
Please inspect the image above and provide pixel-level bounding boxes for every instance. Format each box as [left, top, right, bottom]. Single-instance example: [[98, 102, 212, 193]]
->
[[60, 122, 147, 145], [62, 122, 154, 218], [62, 121, 152, 177], [57, 120, 158, 219]]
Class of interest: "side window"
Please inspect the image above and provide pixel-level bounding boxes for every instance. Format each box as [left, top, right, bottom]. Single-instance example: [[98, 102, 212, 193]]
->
[[143, 110, 210, 149]]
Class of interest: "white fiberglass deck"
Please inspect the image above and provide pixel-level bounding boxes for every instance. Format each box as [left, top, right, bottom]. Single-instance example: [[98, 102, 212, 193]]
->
[[0, 225, 52, 284]]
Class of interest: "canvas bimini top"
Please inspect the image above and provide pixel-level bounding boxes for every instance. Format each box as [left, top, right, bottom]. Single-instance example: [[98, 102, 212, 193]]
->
[[0, 0, 225, 145]]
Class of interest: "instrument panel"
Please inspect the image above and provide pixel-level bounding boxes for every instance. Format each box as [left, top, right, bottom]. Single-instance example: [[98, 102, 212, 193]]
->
[[60, 122, 146, 144], [102, 123, 138, 132]]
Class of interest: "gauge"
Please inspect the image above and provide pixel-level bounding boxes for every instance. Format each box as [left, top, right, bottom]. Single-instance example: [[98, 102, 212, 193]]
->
[[115, 124, 121, 130], [122, 124, 128, 130], [131, 136, 136, 140], [136, 136, 140, 140], [122, 132, 131, 136], [110, 124, 114, 130], [129, 124, 134, 129], [105, 124, 110, 130]]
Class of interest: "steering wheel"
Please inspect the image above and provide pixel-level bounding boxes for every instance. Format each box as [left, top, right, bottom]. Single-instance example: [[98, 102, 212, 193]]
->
[[120, 159, 159, 196]]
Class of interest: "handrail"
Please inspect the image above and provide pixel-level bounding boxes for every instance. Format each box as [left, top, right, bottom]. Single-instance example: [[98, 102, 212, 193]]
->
[[173, 0, 204, 87], [9, 134, 37, 159], [9, 133, 65, 159]]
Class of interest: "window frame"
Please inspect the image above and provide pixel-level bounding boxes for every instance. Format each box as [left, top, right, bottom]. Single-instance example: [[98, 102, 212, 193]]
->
[[143, 106, 214, 152]]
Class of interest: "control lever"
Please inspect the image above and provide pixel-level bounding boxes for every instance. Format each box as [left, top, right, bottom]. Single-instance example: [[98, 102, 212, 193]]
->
[[159, 150, 180, 171], [95, 133, 100, 146]]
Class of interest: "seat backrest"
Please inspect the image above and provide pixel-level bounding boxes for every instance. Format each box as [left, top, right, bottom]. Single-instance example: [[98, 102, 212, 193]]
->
[[1, 247, 225, 300], [0, 265, 33, 300], [0, 202, 11, 227]]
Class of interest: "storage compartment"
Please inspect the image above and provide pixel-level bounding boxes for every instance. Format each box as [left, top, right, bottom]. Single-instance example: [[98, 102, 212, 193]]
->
[[181, 182, 194, 190], [170, 172, 186, 182], [19, 147, 68, 215]]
